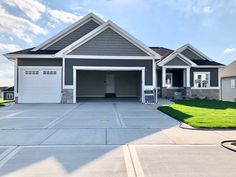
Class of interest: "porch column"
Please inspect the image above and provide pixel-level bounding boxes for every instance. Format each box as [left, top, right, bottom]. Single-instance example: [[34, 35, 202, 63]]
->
[[162, 66, 166, 87], [185, 67, 191, 98], [186, 67, 190, 87]]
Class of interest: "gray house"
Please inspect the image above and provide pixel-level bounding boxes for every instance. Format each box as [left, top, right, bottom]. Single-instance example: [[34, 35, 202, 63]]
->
[[0, 87, 8, 98], [220, 61, 236, 102], [3, 87, 14, 100], [4, 13, 224, 103]]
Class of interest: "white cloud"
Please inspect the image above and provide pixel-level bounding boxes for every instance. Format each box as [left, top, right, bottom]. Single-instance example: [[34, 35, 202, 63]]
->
[[224, 48, 236, 54], [203, 6, 214, 14], [0, 43, 21, 53], [0, 5, 47, 44], [88, 9, 106, 20], [48, 9, 82, 24], [4, 0, 46, 21]]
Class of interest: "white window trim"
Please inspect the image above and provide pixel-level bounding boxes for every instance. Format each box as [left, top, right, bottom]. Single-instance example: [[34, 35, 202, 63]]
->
[[73, 66, 146, 103], [193, 72, 211, 88], [166, 73, 173, 88], [231, 79, 236, 89], [6, 93, 13, 100]]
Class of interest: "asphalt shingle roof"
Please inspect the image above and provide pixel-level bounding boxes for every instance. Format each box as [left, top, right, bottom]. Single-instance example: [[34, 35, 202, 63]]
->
[[150, 47, 174, 58], [220, 61, 236, 78], [191, 60, 224, 66]]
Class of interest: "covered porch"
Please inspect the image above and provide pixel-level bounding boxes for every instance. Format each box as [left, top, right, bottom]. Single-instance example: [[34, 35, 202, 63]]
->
[[157, 66, 191, 98]]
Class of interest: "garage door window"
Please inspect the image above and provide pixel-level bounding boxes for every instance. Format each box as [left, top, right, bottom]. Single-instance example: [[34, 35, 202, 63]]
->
[[43, 71, 57, 75], [25, 71, 39, 75]]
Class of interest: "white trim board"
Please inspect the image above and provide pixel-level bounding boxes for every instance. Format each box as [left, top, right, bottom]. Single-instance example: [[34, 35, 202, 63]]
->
[[18, 66, 62, 69], [32, 13, 105, 51], [72, 66, 146, 103], [157, 53, 197, 67], [4, 54, 56, 59], [56, 21, 161, 59], [64, 55, 154, 60], [176, 43, 213, 61]]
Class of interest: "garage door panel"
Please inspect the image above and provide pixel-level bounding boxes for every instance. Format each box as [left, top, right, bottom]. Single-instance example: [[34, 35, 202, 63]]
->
[[19, 68, 62, 103]]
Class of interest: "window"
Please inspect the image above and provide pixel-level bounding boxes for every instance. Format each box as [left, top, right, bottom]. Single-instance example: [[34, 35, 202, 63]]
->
[[25, 71, 39, 75], [43, 71, 57, 75], [166, 73, 173, 88], [231, 79, 235, 88], [194, 72, 210, 88], [6, 93, 13, 100]]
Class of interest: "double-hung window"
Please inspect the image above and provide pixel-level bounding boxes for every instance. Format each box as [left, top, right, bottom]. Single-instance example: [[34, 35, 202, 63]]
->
[[194, 72, 210, 88], [231, 79, 235, 88]]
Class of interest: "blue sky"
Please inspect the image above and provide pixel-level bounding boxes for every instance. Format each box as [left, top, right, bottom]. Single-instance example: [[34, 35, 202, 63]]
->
[[0, 0, 236, 86]]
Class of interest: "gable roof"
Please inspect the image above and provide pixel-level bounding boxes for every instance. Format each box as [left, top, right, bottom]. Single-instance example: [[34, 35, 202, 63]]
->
[[156, 44, 224, 67], [55, 20, 161, 58], [157, 52, 197, 67], [3, 87, 14, 92], [220, 61, 236, 78], [32, 13, 105, 51], [176, 43, 213, 61]]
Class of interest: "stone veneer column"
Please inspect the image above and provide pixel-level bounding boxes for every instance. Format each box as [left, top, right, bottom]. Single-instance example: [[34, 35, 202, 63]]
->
[[185, 87, 191, 98], [162, 87, 167, 98], [61, 89, 73, 103]]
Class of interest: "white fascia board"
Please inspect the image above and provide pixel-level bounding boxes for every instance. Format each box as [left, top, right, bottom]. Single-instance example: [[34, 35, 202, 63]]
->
[[157, 52, 197, 67], [177, 43, 213, 61], [56, 20, 160, 59], [56, 22, 109, 57], [18, 66, 62, 69], [107, 21, 161, 59], [65, 55, 153, 60], [32, 13, 105, 51], [4, 54, 56, 59], [73, 66, 145, 71]]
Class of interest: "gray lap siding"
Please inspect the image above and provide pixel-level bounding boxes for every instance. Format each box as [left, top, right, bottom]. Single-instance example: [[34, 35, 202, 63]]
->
[[65, 59, 153, 85], [18, 59, 62, 66]]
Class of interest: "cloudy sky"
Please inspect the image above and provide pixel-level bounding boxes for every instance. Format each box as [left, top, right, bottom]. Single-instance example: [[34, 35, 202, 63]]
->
[[0, 0, 236, 86]]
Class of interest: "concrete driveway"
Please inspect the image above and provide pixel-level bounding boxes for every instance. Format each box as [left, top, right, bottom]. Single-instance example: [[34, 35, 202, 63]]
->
[[0, 101, 235, 177]]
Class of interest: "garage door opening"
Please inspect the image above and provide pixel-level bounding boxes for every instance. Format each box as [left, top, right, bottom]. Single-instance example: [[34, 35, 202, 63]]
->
[[76, 70, 142, 102]]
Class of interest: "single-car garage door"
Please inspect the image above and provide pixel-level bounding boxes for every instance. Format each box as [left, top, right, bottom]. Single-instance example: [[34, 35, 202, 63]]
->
[[19, 67, 62, 103]]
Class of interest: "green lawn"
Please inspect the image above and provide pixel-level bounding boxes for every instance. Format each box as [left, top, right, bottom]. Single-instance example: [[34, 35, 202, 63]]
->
[[158, 99, 236, 128], [0, 98, 14, 106], [232, 142, 236, 146]]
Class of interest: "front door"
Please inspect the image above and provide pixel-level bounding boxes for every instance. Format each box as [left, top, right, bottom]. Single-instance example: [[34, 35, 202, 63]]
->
[[106, 73, 115, 93]]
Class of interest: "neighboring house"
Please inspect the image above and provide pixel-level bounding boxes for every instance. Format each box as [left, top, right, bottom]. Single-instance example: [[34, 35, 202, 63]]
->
[[3, 87, 14, 100], [220, 61, 236, 102], [0, 87, 8, 98], [4, 13, 224, 103]]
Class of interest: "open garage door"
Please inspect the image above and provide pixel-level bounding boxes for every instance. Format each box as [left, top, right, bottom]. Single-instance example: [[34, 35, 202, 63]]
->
[[76, 70, 142, 101], [19, 67, 62, 103]]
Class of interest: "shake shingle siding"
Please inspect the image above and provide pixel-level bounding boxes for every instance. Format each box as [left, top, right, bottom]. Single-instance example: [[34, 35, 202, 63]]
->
[[69, 28, 148, 56], [46, 20, 100, 50]]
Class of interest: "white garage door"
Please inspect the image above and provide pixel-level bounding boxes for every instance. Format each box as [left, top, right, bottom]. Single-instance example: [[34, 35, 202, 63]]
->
[[19, 67, 62, 103]]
